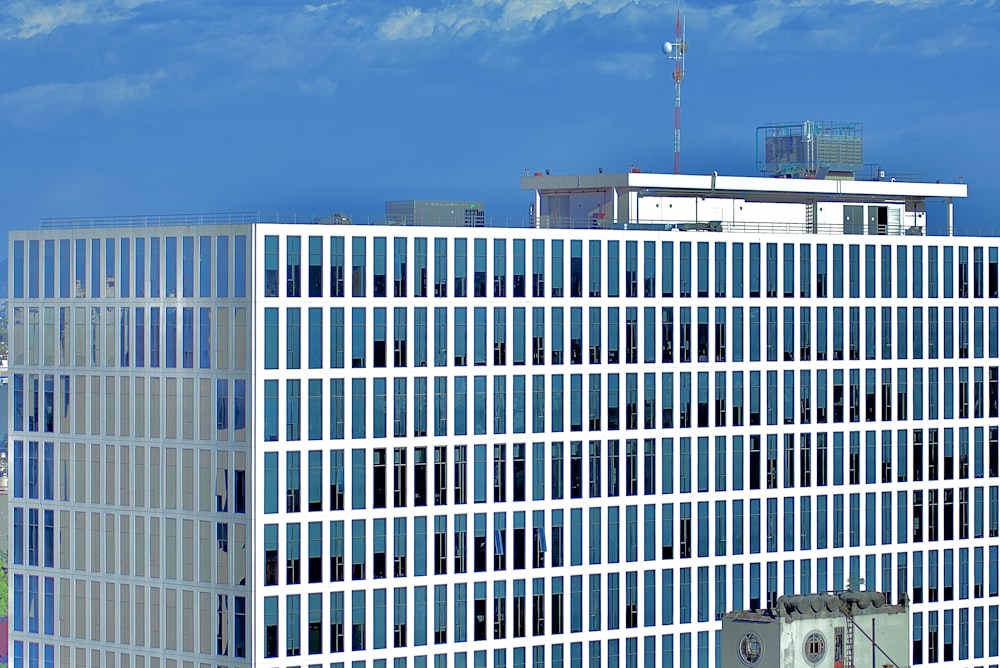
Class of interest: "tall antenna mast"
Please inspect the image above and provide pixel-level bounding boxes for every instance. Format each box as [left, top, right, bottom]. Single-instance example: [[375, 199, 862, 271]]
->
[[661, 1, 687, 174]]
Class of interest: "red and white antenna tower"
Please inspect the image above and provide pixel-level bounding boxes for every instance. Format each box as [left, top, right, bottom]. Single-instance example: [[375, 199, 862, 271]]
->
[[661, 2, 686, 174]]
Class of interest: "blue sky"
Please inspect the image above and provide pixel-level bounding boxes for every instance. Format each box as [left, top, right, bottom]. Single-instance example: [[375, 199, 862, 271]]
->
[[2, 0, 999, 257]]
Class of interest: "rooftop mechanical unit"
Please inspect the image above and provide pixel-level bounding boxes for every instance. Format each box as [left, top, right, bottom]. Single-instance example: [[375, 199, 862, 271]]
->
[[757, 121, 864, 179]]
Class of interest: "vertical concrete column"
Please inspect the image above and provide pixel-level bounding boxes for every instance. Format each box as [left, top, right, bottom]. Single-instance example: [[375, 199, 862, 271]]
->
[[612, 188, 619, 225], [947, 197, 954, 236], [533, 190, 540, 228]]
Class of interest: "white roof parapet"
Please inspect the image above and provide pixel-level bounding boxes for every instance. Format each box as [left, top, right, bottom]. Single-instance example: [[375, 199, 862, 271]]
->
[[521, 171, 968, 200]]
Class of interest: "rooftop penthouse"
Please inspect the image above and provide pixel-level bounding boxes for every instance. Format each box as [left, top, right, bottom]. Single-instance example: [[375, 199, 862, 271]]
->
[[521, 170, 968, 236]]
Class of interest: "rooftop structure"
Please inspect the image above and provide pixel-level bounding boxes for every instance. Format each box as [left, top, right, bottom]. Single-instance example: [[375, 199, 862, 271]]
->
[[722, 592, 909, 668], [521, 170, 967, 235], [757, 121, 865, 179]]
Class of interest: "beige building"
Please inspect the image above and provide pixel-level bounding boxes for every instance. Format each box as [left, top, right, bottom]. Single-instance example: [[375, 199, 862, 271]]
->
[[721, 591, 909, 668]]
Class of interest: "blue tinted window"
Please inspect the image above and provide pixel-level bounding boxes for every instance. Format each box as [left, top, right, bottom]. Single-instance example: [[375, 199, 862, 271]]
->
[[135, 238, 146, 298], [944, 246, 954, 298], [749, 243, 760, 297], [199, 236, 211, 297], [264, 452, 278, 513], [44, 240, 55, 298], [199, 308, 211, 369], [352, 237, 367, 297], [165, 307, 177, 368], [13, 240, 24, 298], [608, 241, 620, 298], [58, 239, 71, 298], [233, 235, 246, 297], [264, 381, 278, 442], [165, 236, 177, 297], [455, 238, 468, 297], [287, 308, 301, 369], [732, 243, 743, 298], [352, 379, 366, 439], [215, 236, 229, 298], [679, 242, 691, 298], [309, 308, 323, 369], [330, 378, 344, 440], [352, 308, 366, 368], [765, 243, 776, 298], [182, 236, 194, 298], [91, 238, 101, 298], [264, 309, 278, 369], [26, 240, 40, 299], [927, 245, 939, 297], [552, 240, 564, 298], [848, 245, 859, 299]]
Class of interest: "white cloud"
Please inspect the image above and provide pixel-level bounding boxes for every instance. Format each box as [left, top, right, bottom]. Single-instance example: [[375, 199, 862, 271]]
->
[[496, 0, 588, 26], [378, 5, 487, 40], [377, 0, 643, 41], [0, 0, 160, 40], [371, 0, 975, 44], [0, 70, 166, 117], [304, 2, 343, 12], [378, 7, 437, 40]]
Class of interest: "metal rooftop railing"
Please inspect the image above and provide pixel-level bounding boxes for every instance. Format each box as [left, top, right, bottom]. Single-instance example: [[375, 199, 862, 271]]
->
[[532, 218, 927, 236], [33, 213, 942, 237], [39, 212, 261, 229]]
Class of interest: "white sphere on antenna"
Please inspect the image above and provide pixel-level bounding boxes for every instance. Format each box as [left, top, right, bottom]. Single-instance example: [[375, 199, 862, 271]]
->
[[662, 41, 673, 55]]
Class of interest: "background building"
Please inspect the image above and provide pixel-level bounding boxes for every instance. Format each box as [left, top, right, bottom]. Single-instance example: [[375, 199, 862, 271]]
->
[[386, 200, 485, 228], [7, 171, 1000, 668]]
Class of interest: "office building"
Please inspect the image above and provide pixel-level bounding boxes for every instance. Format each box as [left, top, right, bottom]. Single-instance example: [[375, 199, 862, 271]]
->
[[7, 171, 1000, 668]]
